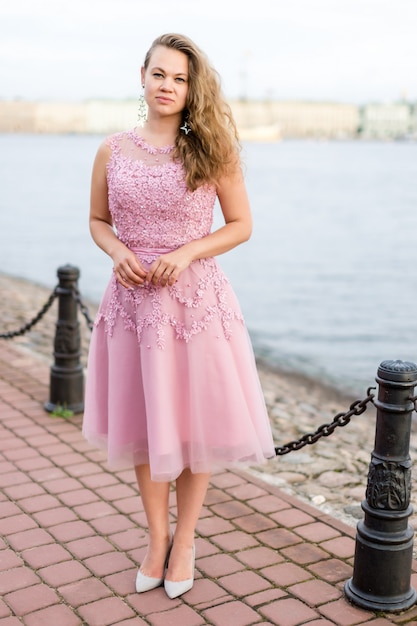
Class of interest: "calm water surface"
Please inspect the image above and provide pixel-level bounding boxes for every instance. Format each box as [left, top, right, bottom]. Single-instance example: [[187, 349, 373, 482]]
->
[[1, 133, 417, 395]]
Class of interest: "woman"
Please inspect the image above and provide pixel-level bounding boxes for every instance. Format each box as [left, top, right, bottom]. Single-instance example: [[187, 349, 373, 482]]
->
[[82, 33, 275, 599]]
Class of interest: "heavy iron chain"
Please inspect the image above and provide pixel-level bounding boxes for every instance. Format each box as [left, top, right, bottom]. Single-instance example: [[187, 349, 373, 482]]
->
[[1, 283, 378, 459], [0, 288, 59, 339], [274, 388, 376, 456], [71, 288, 95, 331], [0, 285, 95, 338]]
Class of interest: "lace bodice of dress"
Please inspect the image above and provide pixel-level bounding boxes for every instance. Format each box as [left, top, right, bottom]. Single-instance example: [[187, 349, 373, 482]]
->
[[106, 130, 217, 249]]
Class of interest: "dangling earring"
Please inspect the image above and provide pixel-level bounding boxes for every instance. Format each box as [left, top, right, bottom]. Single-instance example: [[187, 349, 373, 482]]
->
[[180, 113, 191, 135], [138, 85, 147, 127]]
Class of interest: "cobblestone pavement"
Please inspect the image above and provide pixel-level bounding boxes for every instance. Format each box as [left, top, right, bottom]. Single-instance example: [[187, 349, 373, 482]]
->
[[3, 339, 417, 624]]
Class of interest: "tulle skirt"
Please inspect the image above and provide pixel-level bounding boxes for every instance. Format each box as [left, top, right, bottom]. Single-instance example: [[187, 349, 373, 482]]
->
[[82, 248, 275, 481]]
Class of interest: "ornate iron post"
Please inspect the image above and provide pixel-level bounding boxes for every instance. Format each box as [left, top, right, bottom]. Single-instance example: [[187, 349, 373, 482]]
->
[[345, 359, 417, 612], [44, 265, 84, 414]]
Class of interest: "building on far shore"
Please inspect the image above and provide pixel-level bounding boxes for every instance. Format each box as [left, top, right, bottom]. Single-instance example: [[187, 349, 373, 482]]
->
[[358, 102, 413, 139], [0, 98, 416, 140]]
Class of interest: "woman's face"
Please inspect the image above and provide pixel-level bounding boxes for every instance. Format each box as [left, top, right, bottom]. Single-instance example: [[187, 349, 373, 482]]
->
[[142, 46, 189, 119]]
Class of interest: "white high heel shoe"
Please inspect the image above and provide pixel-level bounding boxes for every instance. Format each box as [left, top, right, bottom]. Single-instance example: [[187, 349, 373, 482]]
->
[[164, 545, 195, 599], [135, 569, 164, 593], [136, 538, 172, 593]]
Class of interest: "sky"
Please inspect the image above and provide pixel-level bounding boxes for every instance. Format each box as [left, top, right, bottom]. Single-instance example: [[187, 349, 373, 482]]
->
[[1, 0, 416, 105]]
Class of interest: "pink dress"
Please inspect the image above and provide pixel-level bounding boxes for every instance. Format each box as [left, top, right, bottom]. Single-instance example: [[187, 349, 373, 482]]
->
[[82, 129, 275, 481]]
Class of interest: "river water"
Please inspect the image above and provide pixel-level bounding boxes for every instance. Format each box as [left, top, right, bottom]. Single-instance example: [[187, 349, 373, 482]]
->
[[1, 133, 417, 395]]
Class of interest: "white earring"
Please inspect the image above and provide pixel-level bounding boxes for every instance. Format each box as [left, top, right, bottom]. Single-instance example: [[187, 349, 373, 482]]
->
[[138, 85, 147, 127]]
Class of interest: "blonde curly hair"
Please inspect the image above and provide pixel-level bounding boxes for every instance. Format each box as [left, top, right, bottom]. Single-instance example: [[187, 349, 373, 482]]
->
[[143, 33, 240, 191]]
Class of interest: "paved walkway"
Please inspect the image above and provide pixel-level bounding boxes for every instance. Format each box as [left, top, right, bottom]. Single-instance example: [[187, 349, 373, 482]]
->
[[1, 340, 417, 626]]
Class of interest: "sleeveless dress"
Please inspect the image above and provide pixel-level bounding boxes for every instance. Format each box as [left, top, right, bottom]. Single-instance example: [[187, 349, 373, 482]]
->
[[82, 129, 275, 481]]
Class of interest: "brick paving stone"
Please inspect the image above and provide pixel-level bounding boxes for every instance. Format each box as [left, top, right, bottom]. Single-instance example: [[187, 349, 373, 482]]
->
[[261, 562, 313, 587], [95, 484, 137, 501], [321, 535, 356, 558], [209, 471, 247, 489], [65, 461, 105, 477], [103, 568, 137, 595], [147, 603, 206, 626], [204, 488, 233, 506], [42, 476, 83, 494], [14, 456, 54, 472], [271, 508, 316, 528], [90, 514, 136, 535], [196, 515, 235, 536], [25, 434, 60, 448], [0, 566, 40, 595], [203, 599, 263, 626], [0, 502, 22, 519], [33, 505, 78, 527], [23, 604, 82, 626], [0, 598, 11, 618], [109, 528, 146, 551], [210, 529, 259, 552], [0, 549, 23, 571], [127, 588, 181, 615], [74, 500, 118, 521], [256, 527, 302, 550], [29, 466, 67, 483], [3, 482, 45, 500], [294, 521, 341, 542], [59, 488, 100, 507], [319, 597, 375, 625], [0, 461, 16, 475], [66, 535, 115, 559], [21, 544, 73, 569], [244, 587, 288, 607], [84, 551, 136, 577], [184, 578, 229, 607], [210, 500, 254, 519], [112, 496, 142, 515], [7, 527, 54, 551], [280, 542, 330, 565], [38, 559, 91, 587], [308, 558, 353, 583], [78, 597, 135, 626], [217, 570, 272, 596], [17, 494, 61, 513], [58, 577, 113, 608], [0, 513, 38, 536], [226, 482, 268, 501], [4, 583, 60, 616], [1, 617, 29, 626], [114, 617, 147, 626], [0, 471, 30, 489], [79, 472, 119, 489], [234, 512, 278, 533], [289, 578, 342, 605], [197, 553, 245, 578], [236, 545, 285, 569], [260, 597, 320, 626], [47, 520, 96, 542]]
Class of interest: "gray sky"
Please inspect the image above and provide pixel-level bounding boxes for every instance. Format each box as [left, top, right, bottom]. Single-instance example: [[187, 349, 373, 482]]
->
[[1, 0, 416, 104]]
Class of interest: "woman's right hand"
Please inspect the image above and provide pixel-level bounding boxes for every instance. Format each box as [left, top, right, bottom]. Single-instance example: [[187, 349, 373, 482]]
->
[[112, 245, 147, 290]]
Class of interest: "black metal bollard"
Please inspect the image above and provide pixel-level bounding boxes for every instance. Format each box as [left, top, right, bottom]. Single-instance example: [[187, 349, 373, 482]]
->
[[345, 359, 417, 612], [44, 265, 84, 414]]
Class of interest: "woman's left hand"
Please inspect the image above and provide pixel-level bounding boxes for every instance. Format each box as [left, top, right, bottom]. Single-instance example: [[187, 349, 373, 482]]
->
[[146, 247, 193, 287]]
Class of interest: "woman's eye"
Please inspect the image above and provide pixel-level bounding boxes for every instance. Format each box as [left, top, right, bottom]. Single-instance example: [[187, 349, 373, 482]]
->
[[153, 72, 163, 78]]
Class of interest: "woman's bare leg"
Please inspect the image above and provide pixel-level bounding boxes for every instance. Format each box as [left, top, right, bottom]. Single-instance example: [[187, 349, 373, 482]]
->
[[135, 464, 171, 577], [166, 469, 210, 581]]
